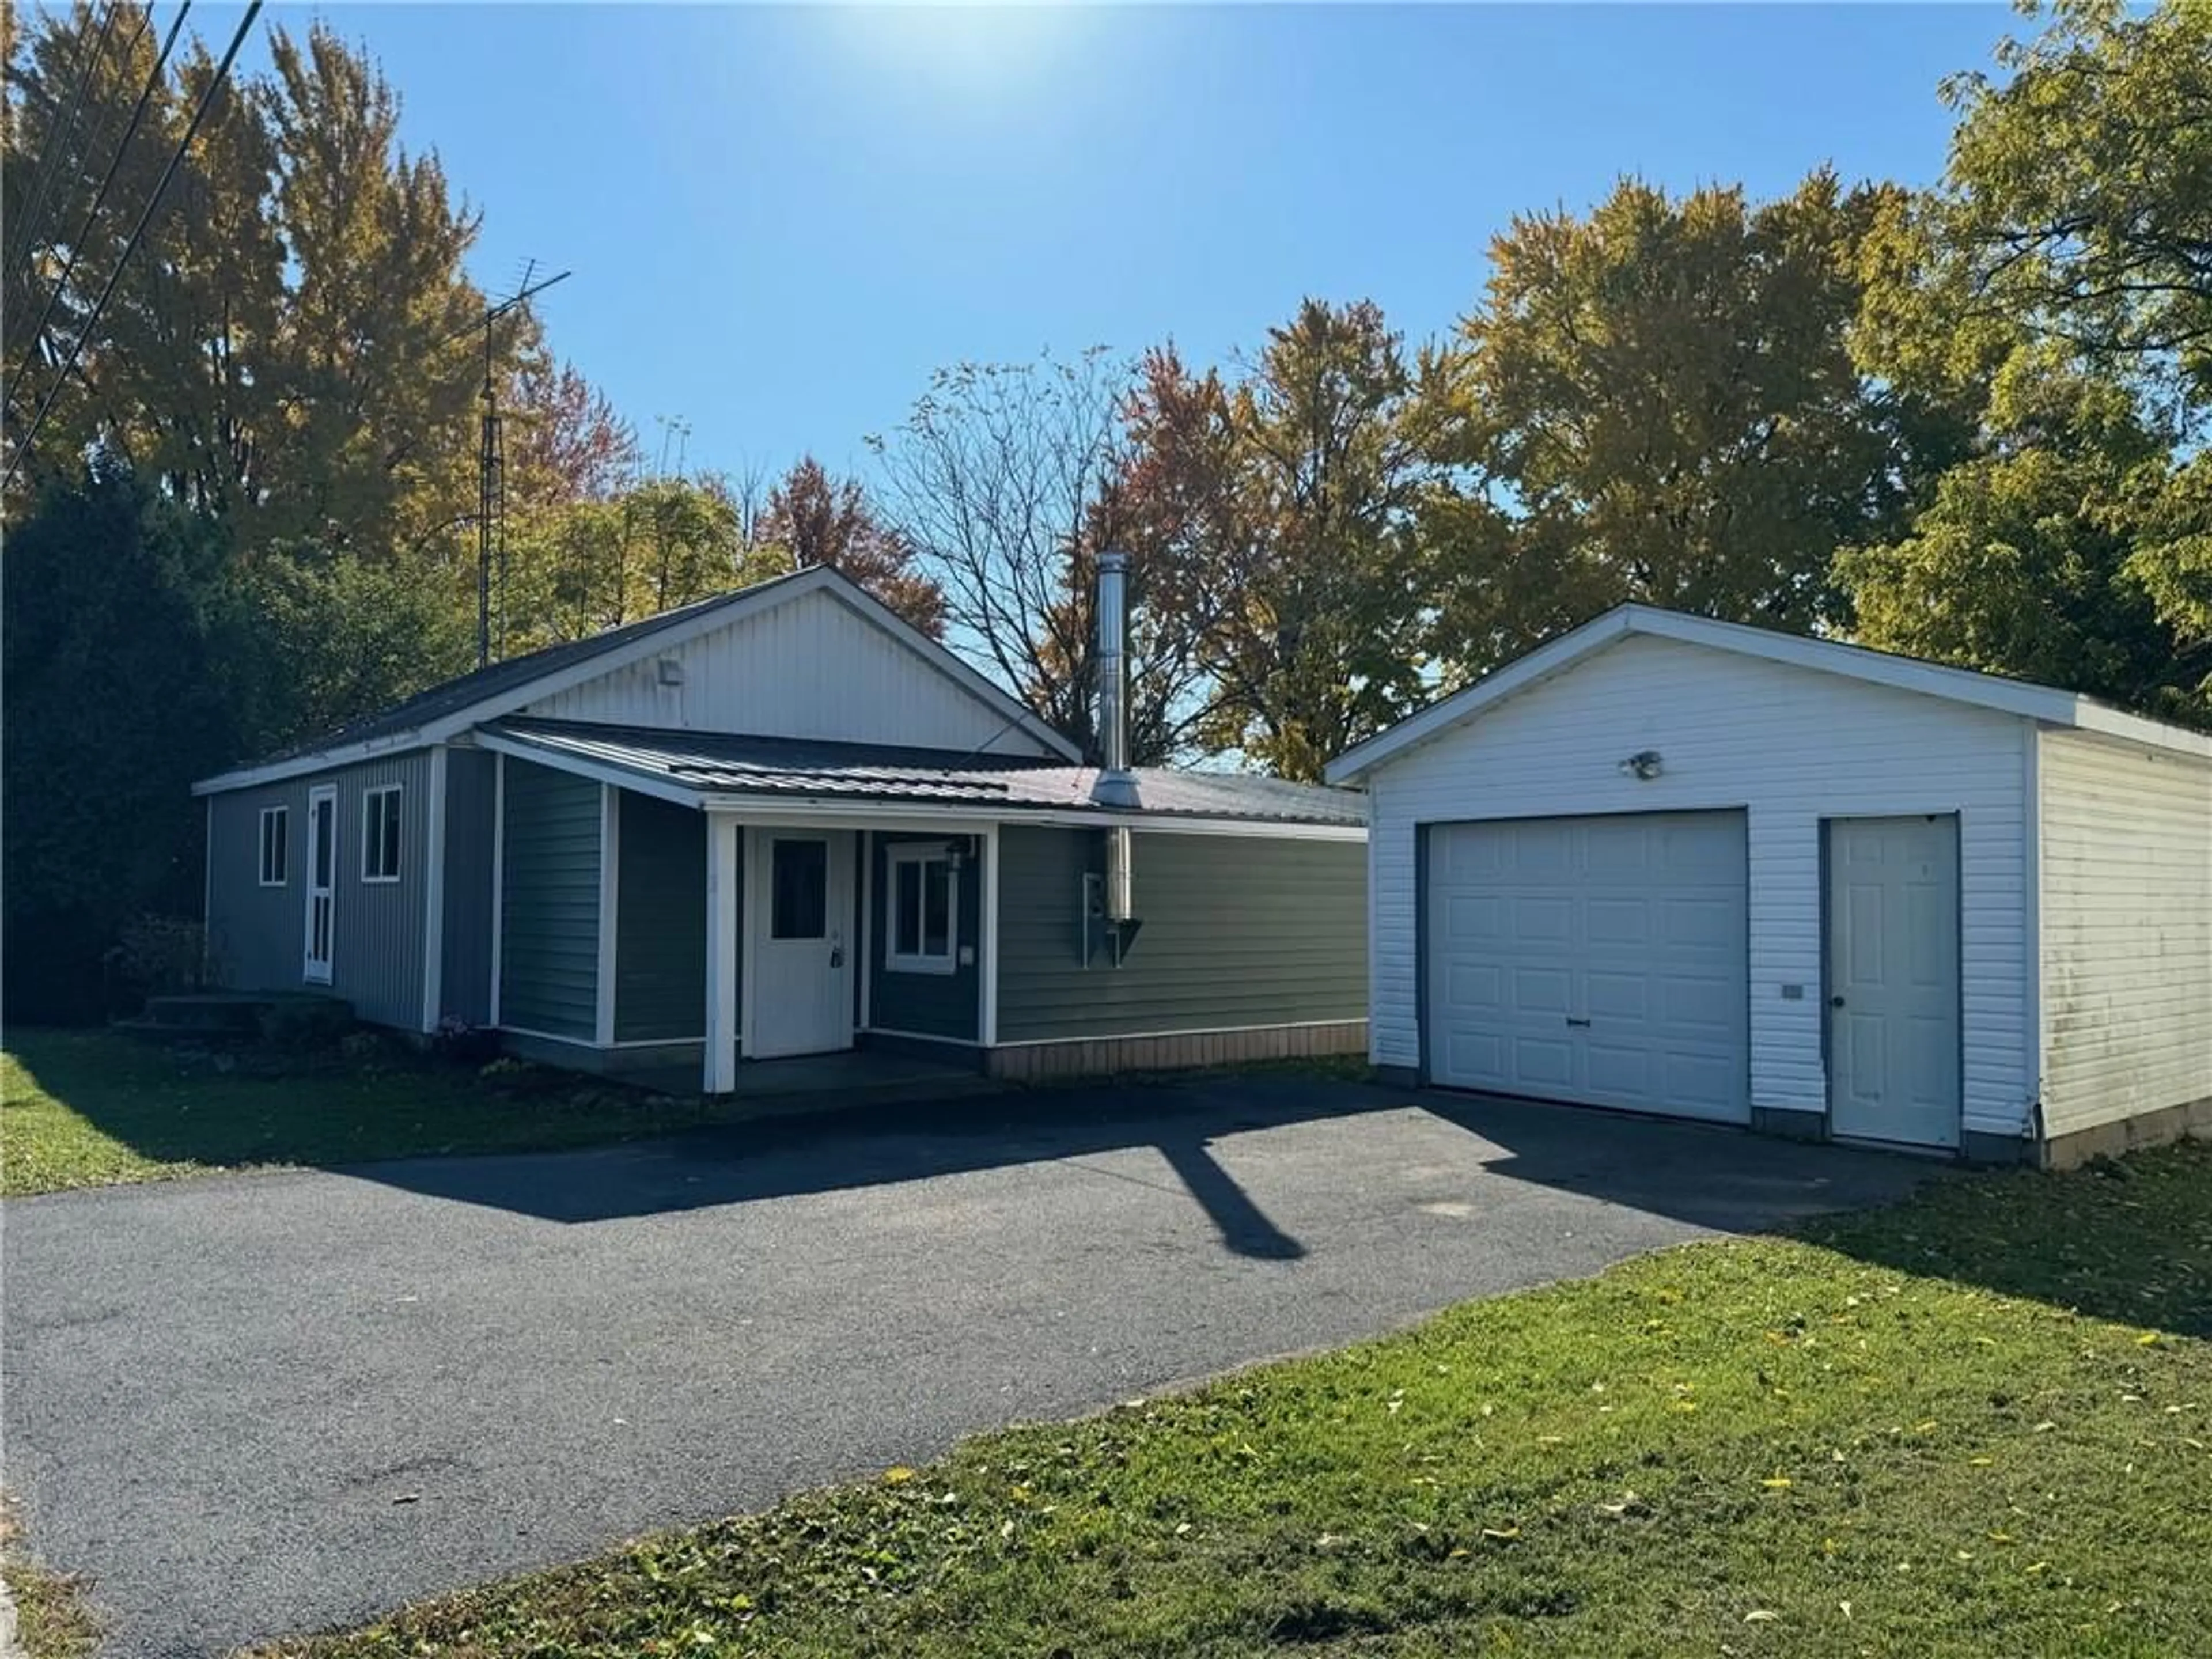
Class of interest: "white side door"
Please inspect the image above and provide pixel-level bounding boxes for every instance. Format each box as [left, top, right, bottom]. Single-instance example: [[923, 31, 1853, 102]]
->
[[302, 783, 336, 984], [1826, 815, 1961, 1148], [746, 830, 855, 1059]]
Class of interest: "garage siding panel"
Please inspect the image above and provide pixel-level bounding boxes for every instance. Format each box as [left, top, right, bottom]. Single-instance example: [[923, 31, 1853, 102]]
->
[[499, 760, 601, 1041], [995, 828, 1366, 1042], [2037, 731, 2212, 1137], [1364, 634, 2035, 1135]]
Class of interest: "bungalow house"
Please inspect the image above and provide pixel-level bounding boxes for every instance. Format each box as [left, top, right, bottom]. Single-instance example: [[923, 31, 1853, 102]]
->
[[194, 558, 1368, 1092]]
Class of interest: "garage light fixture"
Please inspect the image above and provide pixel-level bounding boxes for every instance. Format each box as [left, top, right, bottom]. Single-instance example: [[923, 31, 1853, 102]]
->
[[1619, 749, 1664, 781]]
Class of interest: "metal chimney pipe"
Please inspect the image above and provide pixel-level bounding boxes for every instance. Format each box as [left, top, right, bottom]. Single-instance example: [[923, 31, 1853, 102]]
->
[[1090, 550, 1140, 813]]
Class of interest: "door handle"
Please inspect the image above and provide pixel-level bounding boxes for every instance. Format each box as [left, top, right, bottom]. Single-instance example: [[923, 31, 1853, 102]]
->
[[1565, 1016, 1592, 1028], [1828, 995, 1846, 1009]]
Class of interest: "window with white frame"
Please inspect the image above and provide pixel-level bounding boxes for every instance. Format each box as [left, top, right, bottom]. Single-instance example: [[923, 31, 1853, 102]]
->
[[361, 785, 403, 882], [257, 806, 289, 886], [886, 843, 957, 974]]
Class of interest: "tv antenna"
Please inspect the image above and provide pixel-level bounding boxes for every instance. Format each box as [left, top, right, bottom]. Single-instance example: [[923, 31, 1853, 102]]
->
[[437, 260, 571, 667]]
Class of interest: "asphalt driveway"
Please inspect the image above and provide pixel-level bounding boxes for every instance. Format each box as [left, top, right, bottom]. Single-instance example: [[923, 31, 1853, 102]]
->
[[3, 1077, 1923, 1657]]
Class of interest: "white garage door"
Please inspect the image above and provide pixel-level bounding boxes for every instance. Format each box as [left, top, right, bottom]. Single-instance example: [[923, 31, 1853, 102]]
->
[[1426, 812, 1749, 1123]]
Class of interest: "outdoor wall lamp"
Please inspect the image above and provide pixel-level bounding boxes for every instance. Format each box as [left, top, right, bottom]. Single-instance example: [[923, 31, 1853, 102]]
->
[[1619, 749, 1664, 781]]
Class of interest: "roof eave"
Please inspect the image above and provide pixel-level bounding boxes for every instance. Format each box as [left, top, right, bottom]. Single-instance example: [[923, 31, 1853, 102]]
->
[[192, 729, 433, 796], [1324, 603, 2212, 779], [193, 566, 1081, 794]]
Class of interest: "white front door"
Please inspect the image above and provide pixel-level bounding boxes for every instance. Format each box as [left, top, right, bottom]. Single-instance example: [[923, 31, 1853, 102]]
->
[[302, 784, 336, 984], [1825, 815, 1961, 1149], [746, 830, 855, 1058]]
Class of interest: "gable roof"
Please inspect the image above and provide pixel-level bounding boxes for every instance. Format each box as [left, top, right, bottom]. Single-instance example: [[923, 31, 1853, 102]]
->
[[192, 566, 1080, 794], [1325, 603, 2212, 784], [477, 717, 1368, 831]]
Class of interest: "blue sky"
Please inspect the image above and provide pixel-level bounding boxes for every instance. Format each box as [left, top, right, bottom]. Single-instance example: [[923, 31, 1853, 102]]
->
[[225, 3, 2014, 484]]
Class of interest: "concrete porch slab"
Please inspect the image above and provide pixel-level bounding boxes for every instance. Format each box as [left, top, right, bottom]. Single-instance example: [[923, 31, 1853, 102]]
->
[[619, 1047, 1002, 1119]]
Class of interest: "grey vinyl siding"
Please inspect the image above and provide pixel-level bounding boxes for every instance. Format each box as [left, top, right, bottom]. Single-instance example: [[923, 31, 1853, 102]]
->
[[613, 790, 707, 1042], [204, 751, 431, 1029], [440, 748, 497, 1025], [868, 831, 981, 1042], [499, 759, 601, 1040], [994, 826, 1366, 1043]]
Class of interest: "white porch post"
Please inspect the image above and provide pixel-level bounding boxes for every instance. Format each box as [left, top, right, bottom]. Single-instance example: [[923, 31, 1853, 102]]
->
[[704, 816, 740, 1093], [979, 821, 1001, 1047], [594, 784, 620, 1046]]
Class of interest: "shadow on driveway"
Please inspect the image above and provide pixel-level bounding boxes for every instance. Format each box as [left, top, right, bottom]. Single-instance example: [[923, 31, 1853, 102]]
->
[[349, 1075, 1929, 1260]]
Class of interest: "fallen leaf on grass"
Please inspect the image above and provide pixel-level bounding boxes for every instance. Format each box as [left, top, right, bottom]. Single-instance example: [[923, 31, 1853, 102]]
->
[[882, 1467, 916, 1484], [1481, 1525, 1520, 1541]]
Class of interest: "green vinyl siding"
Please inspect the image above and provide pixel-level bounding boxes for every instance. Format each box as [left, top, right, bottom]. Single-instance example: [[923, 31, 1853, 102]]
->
[[440, 748, 497, 1025], [614, 791, 707, 1043], [499, 760, 601, 1040], [868, 832, 981, 1043], [994, 826, 1365, 1043]]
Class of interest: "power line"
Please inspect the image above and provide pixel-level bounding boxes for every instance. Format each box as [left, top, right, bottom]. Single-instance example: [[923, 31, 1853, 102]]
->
[[3, 1, 188, 419], [4, 0, 257, 490], [5, 0, 127, 284]]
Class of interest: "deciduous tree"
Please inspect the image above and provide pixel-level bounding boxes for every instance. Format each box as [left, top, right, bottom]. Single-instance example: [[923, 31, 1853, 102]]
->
[[758, 455, 946, 638], [1425, 173, 1967, 681], [872, 350, 1168, 762], [1118, 304, 1443, 779], [1851, 0, 2212, 715]]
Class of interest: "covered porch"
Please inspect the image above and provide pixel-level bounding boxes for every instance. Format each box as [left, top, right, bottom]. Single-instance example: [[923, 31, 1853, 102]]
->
[[698, 811, 1002, 1094], [480, 722, 1043, 1096]]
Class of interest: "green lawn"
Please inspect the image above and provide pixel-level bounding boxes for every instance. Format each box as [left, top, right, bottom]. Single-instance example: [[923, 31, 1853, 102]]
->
[[0, 1029, 725, 1196], [262, 1141, 2212, 1659]]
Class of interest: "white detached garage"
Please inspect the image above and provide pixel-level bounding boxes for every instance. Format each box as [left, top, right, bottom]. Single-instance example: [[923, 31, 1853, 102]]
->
[[1327, 605, 2212, 1166]]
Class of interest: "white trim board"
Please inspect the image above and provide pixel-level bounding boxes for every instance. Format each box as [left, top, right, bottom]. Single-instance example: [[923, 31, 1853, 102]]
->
[[468, 733, 1367, 839], [1326, 603, 2212, 783], [192, 567, 1079, 796], [703, 802, 1367, 840]]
